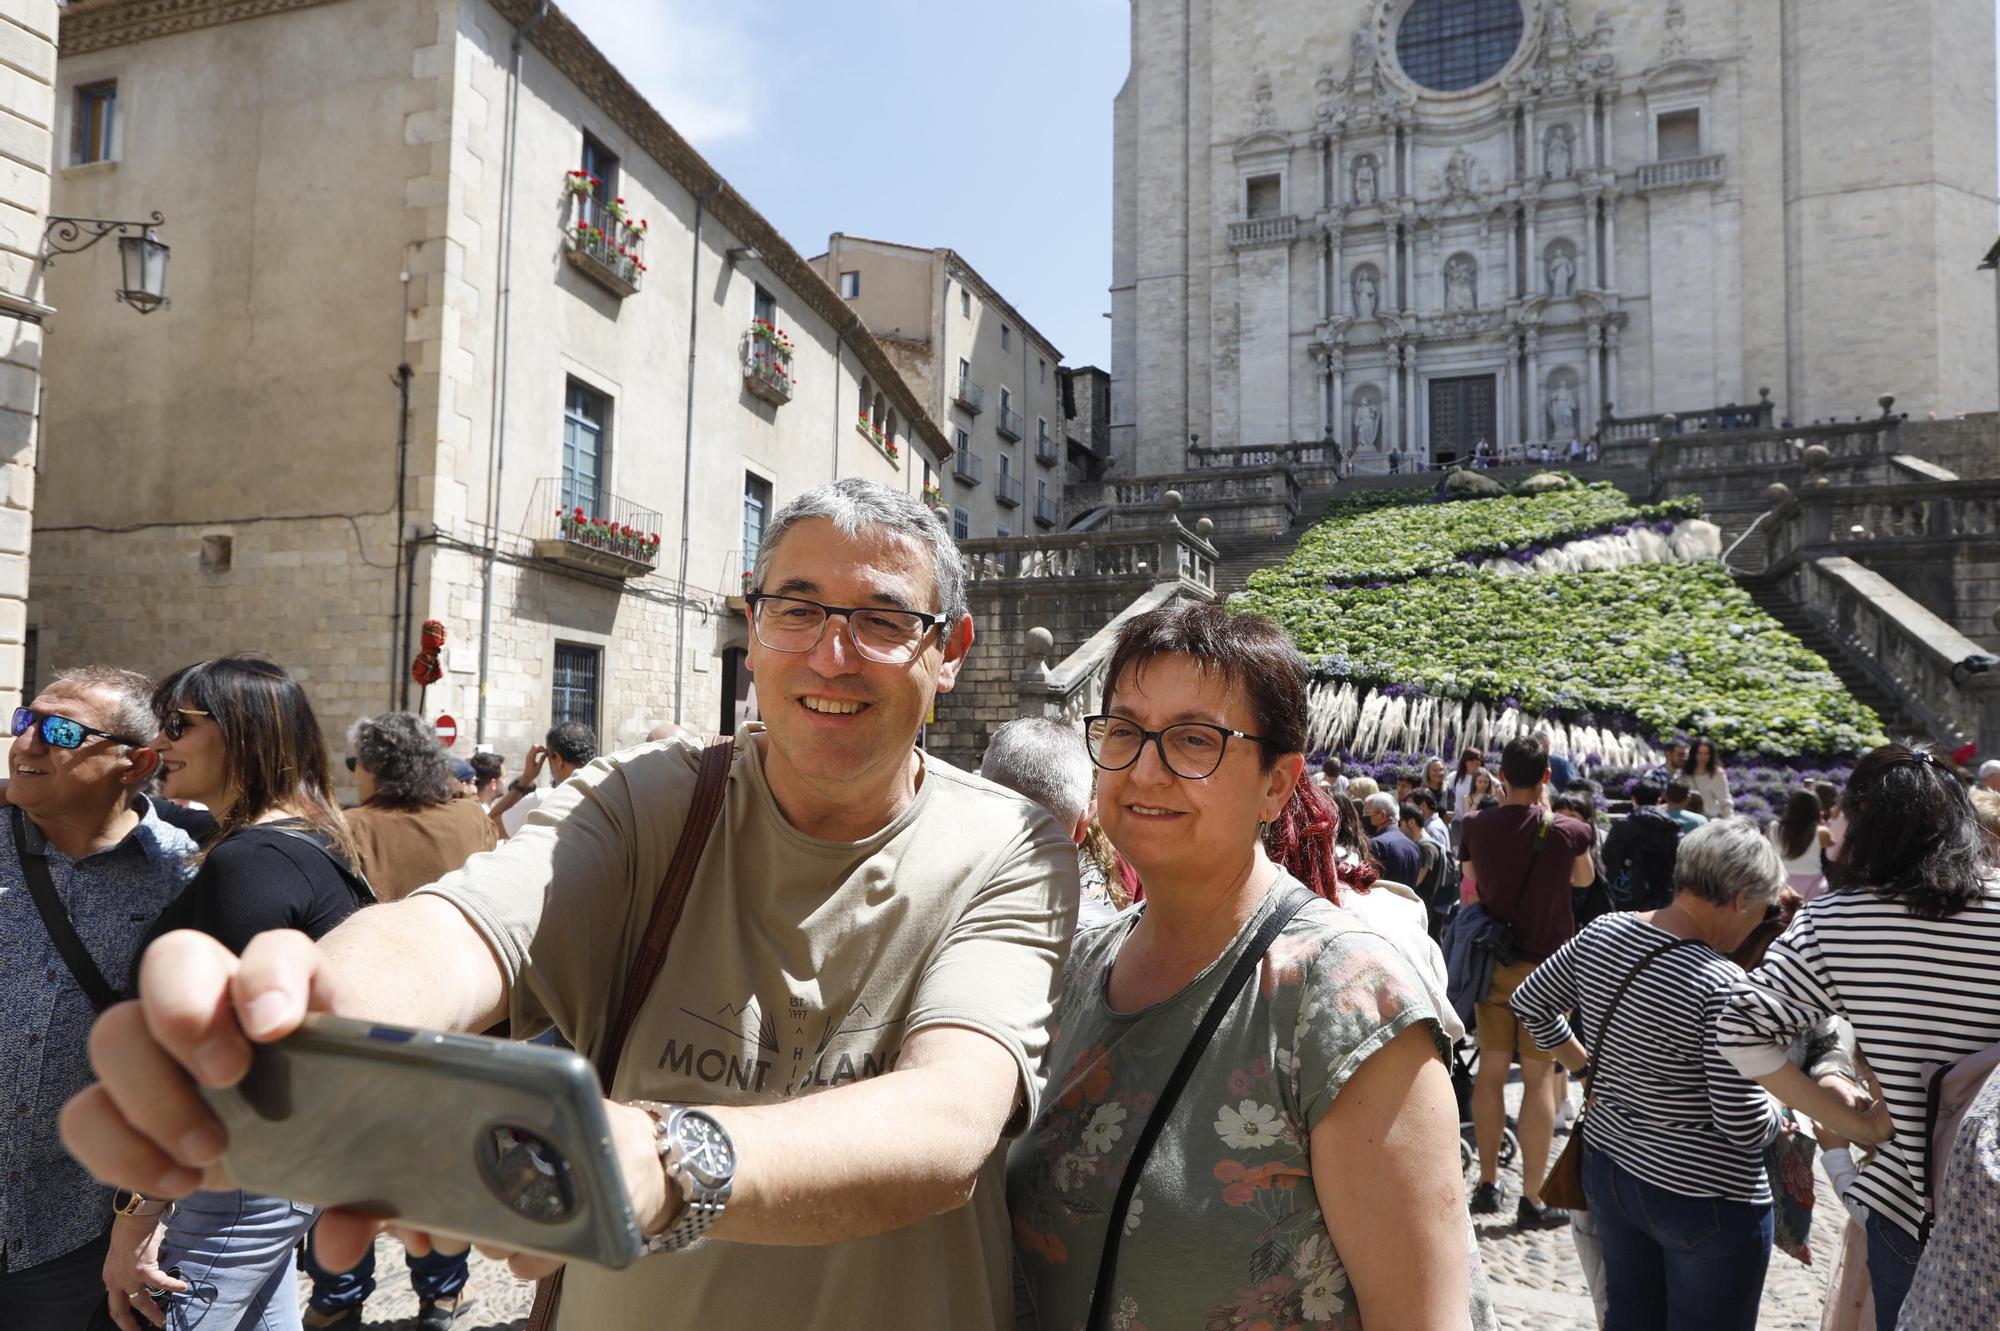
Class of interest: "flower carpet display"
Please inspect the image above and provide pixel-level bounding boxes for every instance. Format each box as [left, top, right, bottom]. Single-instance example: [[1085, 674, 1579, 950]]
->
[[1233, 478, 1885, 762]]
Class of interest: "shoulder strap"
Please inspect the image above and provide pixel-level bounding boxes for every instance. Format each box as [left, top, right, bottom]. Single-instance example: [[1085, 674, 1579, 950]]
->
[[257, 824, 378, 907], [1085, 884, 1318, 1331], [526, 736, 736, 1331], [1589, 934, 1706, 1065], [12, 806, 121, 1012]]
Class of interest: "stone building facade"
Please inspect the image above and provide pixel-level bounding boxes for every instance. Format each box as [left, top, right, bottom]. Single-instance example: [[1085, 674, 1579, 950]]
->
[[811, 235, 1065, 542], [34, 0, 946, 766], [0, 0, 53, 717], [1111, 0, 2000, 476]]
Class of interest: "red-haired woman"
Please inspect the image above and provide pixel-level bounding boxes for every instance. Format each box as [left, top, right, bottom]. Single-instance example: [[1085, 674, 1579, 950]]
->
[[1007, 603, 1492, 1330]]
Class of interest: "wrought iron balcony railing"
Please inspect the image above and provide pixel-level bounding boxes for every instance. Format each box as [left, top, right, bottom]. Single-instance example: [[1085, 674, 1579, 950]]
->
[[531, 477, 664, 577]]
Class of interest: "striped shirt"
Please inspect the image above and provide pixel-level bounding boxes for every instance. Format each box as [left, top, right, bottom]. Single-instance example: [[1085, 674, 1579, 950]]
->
[[1716, 878, 2000, 1240], [1513, 913, 1781, 1203]]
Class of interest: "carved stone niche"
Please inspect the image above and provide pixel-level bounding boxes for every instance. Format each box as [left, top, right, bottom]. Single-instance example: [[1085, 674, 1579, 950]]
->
[[1442, 252, 1479, 311], [1543, 238, 1579, 297], [1350, 385, 1386, 452], [1350, 263, 1383, 320], [1350, 152, 1381, 206]]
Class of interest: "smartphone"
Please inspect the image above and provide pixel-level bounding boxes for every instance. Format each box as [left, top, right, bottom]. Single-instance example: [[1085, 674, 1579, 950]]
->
[[199, 1013, 643, 1269]]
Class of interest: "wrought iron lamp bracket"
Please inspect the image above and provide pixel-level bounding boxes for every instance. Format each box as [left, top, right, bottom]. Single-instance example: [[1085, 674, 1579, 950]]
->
[[42, 211, 166, 266]]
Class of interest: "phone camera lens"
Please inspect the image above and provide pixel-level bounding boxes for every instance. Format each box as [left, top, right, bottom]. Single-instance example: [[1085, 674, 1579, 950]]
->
[[477, 1124, 577, 1223]]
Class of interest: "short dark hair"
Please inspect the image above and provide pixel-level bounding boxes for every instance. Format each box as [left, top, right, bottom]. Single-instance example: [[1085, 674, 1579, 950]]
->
[[1476, 795, 1500, 810], [1320, 757, 1343, 779], [1499, 735, 1548, 789], [1398, 801, 1424, 828], [1630, 778, 1665, 806], [546, 721, 597, 768], [470, 752, 504, 785], [349, 712, 457, 807], [1393, 770, 1416, 787], [1666, 777, 1693, 804], [1409, 788, 1437, 813], [1837, 743, 1988, 919]]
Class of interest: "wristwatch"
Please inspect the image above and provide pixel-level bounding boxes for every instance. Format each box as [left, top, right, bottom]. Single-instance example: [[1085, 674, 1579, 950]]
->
[[112, 1189, 170, 1218], [509, 779, 535, 794], [630, 1102, 735, 1254]]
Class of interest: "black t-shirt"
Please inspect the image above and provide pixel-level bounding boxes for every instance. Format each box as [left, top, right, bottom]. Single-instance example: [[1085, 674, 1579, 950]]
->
[[144, 822, 365, 958]]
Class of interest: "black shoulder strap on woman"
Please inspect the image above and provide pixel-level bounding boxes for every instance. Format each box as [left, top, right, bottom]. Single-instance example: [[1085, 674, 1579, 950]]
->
[[11, 806, 121, 1012], [1085, 884, 1317, 1331], [259, 824, 378, 906], [1590, 936, 1706, 1064]]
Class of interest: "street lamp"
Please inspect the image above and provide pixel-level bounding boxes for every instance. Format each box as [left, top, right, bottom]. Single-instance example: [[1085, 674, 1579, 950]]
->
[[42, 211, 170, 313]]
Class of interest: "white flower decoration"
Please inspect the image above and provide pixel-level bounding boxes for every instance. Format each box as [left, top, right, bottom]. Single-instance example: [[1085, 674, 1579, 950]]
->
[[1052, 1151, 1095, 1190], [1299, 1264, 1350, 1321], [1215, 1099, 1283, 1150], [1124, 1194, 1144, 1234], [1082, 1102, 1128, 1155], [1291, 1232, 1334, 1278]]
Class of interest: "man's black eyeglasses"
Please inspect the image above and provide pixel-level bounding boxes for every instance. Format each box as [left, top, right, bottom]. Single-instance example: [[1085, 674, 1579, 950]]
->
[[1082, 714, 1275, 781], [745, 592, 944, 665], [11, 707, 145, 750]]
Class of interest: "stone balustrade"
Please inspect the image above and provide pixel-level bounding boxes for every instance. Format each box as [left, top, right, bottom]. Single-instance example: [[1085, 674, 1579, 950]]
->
[[1636, 153, 1727, 191], [1787, 556, 2000, 752], [1015, 584, 1187, 724], [958, 522, 1217, 593], [1227, 215, 1299, 249], [1069, 466, 1303, 537]]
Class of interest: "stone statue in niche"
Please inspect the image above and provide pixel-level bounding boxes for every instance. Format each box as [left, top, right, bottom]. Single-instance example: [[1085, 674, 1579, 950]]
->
[[1548, 382, 1579, 439], [1353, 157, 1378, 205], [1351, 28, 1377, 74], [1547, 0, 1576, 44], [1354, 400, 1381, 450], [1547, 249, 1576, 296], [1546, 125, 1574, 179], [1353, 269, 1378, 319], [1444, 256, 1477, 311], [1444, 149, 1472, 196]]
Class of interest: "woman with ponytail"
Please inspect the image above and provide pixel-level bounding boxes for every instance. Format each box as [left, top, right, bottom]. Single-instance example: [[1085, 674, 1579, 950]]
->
[[1008, 602, 1494, 1331]]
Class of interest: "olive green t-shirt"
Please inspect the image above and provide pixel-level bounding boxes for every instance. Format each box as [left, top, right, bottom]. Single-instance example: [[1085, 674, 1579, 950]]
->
[[419, 729, 1080, 1329], [1005, 880, 1497, 1331]]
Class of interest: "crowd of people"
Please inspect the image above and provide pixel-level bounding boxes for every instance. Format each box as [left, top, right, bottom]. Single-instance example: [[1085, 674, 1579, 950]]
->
[[1, 476, 1996, 1331]]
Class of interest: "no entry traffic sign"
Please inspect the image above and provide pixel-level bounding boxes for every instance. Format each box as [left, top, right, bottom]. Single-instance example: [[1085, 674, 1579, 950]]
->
[[435, 714, 458, 748]]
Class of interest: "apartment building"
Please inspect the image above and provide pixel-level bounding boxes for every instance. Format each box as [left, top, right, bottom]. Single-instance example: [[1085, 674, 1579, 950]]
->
[[35, 0, 946, 757], [812, 235, 1063, 541]]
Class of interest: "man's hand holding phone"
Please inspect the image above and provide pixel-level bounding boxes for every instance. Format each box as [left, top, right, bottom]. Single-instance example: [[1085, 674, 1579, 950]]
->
[[60, 926, 669, 1279]]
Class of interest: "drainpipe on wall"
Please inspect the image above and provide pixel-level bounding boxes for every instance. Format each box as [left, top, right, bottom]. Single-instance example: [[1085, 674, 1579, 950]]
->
[[391, 360, 413, 709], [832, 315, 860, 481], [476, 0, 550, 745], [671, 183, 726, 726]]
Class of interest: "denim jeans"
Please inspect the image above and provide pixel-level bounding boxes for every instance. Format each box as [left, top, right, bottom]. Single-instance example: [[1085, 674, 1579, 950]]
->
[[302, 1228, 469, 1314], [0, 1229, 111, 1331], [157, 1189, 316, 1331], [1864, 1208, 1922, 1331], [1583, 1146, 1774, 1331]]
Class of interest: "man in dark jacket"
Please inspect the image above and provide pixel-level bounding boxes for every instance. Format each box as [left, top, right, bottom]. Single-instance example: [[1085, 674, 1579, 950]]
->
[[1601, 777, 1682, 910], [1363, 792, 1423, 886]]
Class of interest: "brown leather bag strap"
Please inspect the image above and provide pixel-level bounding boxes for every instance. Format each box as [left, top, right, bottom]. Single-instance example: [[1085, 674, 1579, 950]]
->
[[526, 735, 735, 1331]]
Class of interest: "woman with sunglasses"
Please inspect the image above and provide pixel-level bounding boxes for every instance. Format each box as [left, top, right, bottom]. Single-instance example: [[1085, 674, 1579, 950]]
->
[[101, 656, 369, 1331], [1008, 602, 1493, 1330]]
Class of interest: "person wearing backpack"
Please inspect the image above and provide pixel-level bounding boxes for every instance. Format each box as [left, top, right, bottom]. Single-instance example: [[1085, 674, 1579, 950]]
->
[[1717, 744, 2000, 1331], [1602, 778, 1682, 910]]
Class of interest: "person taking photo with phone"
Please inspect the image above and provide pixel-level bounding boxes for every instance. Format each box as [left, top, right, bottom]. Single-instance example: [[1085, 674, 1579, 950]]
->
[[100, 655, 372, 1331], [63, 480, 1079, 1331], [0, 668, 197, 1331]]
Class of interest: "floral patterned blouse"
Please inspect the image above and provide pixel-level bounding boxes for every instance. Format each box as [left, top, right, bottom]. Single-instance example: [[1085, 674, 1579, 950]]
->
[[1006, 878, 1496, 1331]]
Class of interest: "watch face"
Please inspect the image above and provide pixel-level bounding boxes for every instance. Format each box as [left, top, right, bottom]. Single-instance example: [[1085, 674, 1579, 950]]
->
[[675, 1111, 735, 1185]]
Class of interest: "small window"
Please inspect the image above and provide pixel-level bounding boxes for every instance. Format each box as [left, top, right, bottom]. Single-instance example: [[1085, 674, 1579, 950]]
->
[[954, 427, 970, 452], [199, 534, 232, 573], [1656, 109, 1701, 160], [1000, 386, 1013, 416], [580, 132, 620, 230], [1039, 358, 1048, 385], [1246, 173, 1282, 219], [1037, 417, 1049, 443], [74, 81, 116, 165], [1037, 478, 1049, 505], [838, 270, 860, 299], [960, 287, 972, 318], [997, 451, 1012, 479], [958, 357, 972, 388], [952, 507, 971, 540], [1001, 324, 1012, 351], [742, 472, 773, 572], [753, 284, 776, 324], [552, 642, 601, 731]]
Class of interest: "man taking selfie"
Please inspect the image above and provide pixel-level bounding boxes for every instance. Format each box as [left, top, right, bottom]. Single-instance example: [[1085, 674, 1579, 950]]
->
[[62, 480, 1080, 1329]]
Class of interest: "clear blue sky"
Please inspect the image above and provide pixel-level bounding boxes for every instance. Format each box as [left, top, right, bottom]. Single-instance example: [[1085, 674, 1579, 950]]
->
[[559, 0, 1130, 369]]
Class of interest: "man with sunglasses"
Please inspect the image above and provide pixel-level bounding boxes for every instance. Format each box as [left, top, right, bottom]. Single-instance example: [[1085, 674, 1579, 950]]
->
[[65, 480, 1080, 1330], [1, 668, 199, 1330]]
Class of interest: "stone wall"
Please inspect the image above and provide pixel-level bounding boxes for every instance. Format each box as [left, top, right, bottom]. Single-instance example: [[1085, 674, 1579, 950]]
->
[[1896, 414, 2000, 480], [0, 0, 55, 711]]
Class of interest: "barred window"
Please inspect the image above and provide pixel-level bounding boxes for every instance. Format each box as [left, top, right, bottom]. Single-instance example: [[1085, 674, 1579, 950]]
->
[[1396, 0, 1523, 93]]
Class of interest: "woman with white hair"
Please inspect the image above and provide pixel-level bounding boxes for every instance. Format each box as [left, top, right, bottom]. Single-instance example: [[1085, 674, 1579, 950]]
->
[[1510, 818, 1890, 1331]]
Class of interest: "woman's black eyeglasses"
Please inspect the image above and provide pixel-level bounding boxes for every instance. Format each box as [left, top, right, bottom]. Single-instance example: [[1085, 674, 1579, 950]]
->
[[1082, 714, 1274, 781], [160, 708, 211, 742], [11, 707, 144, 750]]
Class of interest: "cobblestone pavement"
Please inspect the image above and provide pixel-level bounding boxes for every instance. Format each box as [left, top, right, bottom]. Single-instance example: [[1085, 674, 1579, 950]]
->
[[301, 1081, 1846, 1330]]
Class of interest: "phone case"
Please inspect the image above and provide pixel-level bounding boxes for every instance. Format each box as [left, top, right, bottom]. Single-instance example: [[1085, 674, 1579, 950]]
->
[[200, 1013, 643, 1270]]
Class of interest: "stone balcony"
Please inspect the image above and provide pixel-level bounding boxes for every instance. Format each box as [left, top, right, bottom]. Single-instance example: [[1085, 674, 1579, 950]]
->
[[1636, 152, 1727, 192], [1227, 215, 1298, 249], [997, 404, 1025, 442], [529, 477, 663, 578]]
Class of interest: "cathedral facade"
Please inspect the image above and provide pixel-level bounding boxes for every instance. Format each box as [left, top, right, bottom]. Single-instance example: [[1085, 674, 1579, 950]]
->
[[1109, 0, 1999, 474]]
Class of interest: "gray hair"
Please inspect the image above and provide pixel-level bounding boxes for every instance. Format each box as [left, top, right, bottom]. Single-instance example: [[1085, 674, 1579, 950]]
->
[[1674, 817, 1785, 909], [1363, 791, 1399, 821], [347, 711, 456, 806], [51, 665, 158, 746], [750, 478, 967, 628], [980, 717, 1093, 828]]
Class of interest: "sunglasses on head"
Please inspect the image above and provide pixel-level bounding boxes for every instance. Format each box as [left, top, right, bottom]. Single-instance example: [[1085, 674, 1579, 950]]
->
[[159, 708, 210, 742], [11, 707, 145, 750]]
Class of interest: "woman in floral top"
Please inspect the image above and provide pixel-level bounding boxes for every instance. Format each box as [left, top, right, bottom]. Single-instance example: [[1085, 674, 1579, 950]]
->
[[1007, 603, 1494, 1330]]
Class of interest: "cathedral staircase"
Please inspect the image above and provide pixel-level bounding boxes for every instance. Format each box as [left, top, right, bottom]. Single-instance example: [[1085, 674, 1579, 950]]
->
[[1739, 572, 1929, 743], [1210, 482, 1342, 596]]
